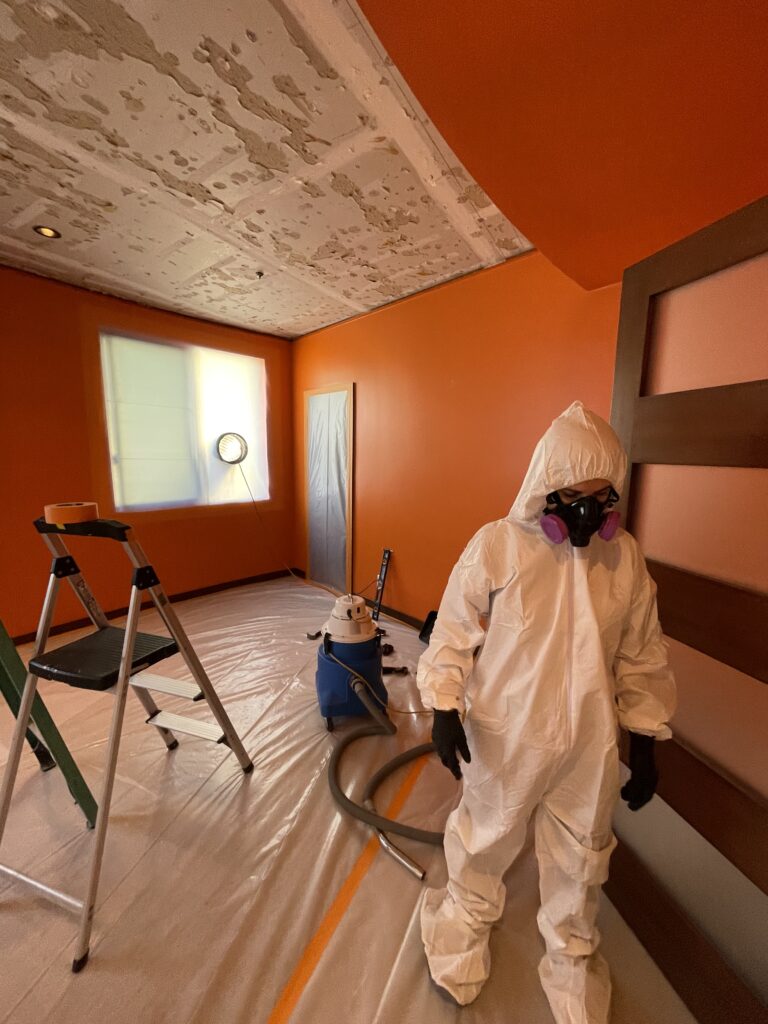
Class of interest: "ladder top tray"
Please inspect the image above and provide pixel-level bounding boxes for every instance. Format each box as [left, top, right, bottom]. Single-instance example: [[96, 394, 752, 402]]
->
[[34, 517, 132, 542], [29, 627, 179, 690]]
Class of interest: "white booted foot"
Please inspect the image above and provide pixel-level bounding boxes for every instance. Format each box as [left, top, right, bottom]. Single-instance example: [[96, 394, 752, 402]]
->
[[538, 950, 612, 1024], [421, 886, 492, 1006]]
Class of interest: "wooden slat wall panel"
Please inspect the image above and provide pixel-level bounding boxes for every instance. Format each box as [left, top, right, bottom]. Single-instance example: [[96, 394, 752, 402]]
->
[[609, 195, 768, 1011], [633, 383, 768, 467], [648, 560, 768, 684]]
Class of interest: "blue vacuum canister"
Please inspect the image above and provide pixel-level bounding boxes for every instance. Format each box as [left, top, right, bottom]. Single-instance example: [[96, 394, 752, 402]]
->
[[316, 595, 387, 730]]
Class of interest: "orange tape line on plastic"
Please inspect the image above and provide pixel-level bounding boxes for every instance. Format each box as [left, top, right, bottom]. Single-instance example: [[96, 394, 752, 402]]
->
[[267, 754, 430, 1024]]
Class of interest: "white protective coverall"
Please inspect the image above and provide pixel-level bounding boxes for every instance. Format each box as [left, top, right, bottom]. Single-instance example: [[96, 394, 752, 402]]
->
[[417, 401, 676, 1020]]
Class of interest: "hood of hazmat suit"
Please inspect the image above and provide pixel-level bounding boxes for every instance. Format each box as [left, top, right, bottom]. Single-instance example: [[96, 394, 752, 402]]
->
[[510, 399, 626, 530], [417, 401, 676, 1020]]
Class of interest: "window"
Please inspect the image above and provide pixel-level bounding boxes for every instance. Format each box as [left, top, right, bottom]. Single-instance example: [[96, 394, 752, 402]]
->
[[100, 333, 269, 511]]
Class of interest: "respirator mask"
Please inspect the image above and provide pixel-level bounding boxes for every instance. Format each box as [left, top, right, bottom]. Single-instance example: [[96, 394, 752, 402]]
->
[[540, 487, 620, 547]]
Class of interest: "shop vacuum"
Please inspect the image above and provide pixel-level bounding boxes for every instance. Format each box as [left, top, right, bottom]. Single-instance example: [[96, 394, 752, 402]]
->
[[315, 595, 388, 729], [315, 594, 443, 878]]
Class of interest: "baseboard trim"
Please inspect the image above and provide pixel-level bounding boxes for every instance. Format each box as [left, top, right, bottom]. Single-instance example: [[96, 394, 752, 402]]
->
[[11, 568, 306, 645], [363, 599, 426, 631]]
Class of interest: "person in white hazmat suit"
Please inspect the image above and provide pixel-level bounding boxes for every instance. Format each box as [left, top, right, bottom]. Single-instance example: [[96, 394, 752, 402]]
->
[[416, 401, 676, 1021]]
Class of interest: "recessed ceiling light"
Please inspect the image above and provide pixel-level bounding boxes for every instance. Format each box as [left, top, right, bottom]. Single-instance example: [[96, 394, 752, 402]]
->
[[33, 225, 61, 239]]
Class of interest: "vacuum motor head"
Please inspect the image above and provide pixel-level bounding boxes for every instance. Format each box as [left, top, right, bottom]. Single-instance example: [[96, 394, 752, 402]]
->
[[322, 594, 377, 644]]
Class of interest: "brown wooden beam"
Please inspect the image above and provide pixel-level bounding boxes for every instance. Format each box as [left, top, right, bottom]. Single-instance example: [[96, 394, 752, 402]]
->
[[605, 838, 768, 1024], [607, 197, 768, 1023], [610, 281, 652, 460], [632, 382, 768, 467], [647, 560, 768, 684], [622, 194, 768, 300]]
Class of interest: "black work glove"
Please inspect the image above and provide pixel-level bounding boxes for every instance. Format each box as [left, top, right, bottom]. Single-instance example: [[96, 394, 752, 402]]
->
[[620, 732, 659, 811], [431, 709, 471, 780]]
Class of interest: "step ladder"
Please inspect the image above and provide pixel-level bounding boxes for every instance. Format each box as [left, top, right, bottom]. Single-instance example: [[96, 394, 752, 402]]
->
[[0, 515, 253, 972]]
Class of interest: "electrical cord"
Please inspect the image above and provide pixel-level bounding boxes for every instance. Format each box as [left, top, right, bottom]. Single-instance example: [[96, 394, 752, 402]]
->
[[237, 464, 382, 604], [354, 575, 381, 598], [237, 464, 302, 583]]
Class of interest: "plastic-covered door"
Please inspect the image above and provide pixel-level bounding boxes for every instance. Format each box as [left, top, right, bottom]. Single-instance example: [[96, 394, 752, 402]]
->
[[306, 386, 352, 592]]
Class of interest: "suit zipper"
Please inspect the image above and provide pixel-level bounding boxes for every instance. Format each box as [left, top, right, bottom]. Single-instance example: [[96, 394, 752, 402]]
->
[[566, 551, 574, 749]]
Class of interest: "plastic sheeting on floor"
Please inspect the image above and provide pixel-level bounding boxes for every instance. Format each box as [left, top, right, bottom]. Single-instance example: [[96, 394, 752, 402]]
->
[[0, 579, 697, 1024]]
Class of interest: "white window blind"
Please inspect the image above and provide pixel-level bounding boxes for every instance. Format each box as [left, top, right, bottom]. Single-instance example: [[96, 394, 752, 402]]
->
[[100, 333, 269, 511]]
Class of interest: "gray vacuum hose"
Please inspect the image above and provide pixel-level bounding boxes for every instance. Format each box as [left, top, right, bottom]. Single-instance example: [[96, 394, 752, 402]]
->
[[327, 679, 444, 846]]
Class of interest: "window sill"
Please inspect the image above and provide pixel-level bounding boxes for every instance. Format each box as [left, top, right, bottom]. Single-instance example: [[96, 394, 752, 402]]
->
[[106, 499, 279, 526]]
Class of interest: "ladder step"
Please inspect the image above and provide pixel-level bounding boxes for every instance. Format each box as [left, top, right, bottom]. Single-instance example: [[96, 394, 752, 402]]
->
[[29, 627, 178, 690], [130, 673, 203, 701], [147, 711, 224, 743]]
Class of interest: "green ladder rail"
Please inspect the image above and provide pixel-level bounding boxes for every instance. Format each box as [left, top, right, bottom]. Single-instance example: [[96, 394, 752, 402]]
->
[[0, 619, 97, 828]]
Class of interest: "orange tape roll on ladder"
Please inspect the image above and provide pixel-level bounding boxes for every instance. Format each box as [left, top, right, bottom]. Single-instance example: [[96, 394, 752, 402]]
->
[[43, 503, 99, 527]]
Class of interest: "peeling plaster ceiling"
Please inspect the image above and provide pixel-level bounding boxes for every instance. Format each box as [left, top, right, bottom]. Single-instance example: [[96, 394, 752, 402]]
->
[[0, 0, 531, 337]]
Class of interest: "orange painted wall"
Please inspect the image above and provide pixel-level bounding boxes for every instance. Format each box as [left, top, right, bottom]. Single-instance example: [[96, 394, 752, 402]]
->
[[359, 0, 768, 289], [293, 252, 621, 620], [0, 267, 294, 638]]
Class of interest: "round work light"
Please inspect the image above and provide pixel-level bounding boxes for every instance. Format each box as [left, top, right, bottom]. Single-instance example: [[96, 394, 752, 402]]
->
[[216, 432, 249, 464]]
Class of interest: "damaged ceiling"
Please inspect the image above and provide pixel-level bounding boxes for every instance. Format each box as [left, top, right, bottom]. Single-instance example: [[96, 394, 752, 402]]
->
[[0, 0, 531, 337]]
